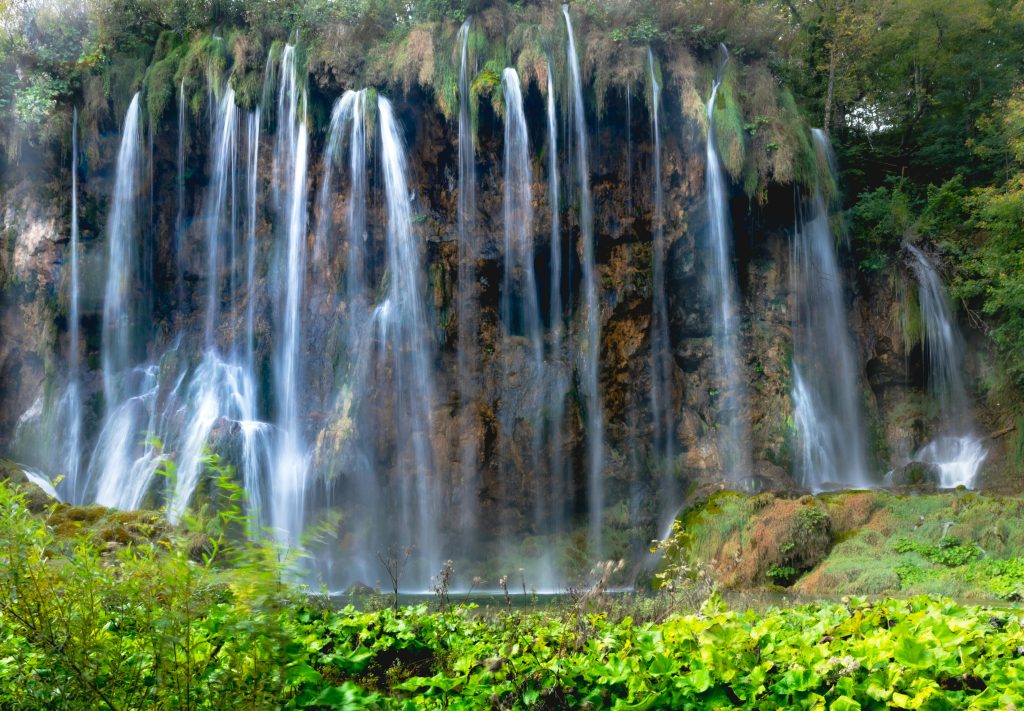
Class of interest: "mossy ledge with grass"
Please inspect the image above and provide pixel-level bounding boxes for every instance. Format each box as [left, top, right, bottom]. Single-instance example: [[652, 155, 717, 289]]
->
[[670, 488, 1024, 602]]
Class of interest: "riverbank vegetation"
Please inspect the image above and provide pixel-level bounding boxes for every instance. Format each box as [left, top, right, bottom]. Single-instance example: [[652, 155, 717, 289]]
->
[[3, 477, 1024, 708]]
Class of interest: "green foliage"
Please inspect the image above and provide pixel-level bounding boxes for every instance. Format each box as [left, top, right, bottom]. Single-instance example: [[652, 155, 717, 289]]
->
[[609, 17, 660, 45], [175, 35, 230, 118], [850, 178, 915, 271], [712, 62, 745, 179], [4, 481, 1024, 707], [982, 557, 1024, 601], [893, 536, 983, 568], [143, 42, 187, 128], [766, 563, 797, 582]]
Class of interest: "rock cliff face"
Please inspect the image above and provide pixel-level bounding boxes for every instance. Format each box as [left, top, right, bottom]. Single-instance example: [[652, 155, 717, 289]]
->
[[0, 35, 1002, 581]]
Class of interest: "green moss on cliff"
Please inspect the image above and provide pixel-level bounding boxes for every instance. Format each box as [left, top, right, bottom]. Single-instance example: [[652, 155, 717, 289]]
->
[[712, 61, 745, 180], [675, 490, 1024, 601]]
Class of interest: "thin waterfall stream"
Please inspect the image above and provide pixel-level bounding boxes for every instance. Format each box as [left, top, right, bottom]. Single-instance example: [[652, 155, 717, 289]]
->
[[704, 44, 752, 484], [64, 107, 83, 503], [647, 48, 675, 520], [905, 243, 987, 487], [790, 129, 870, 491], [563, 2, 604, 560]]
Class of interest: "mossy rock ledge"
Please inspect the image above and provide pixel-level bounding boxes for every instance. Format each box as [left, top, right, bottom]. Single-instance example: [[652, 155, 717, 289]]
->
[[677, 489, 1024, 601]]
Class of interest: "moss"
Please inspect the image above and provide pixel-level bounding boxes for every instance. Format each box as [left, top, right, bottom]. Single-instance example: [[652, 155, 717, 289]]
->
[[0, 460, 27, 486], [682, 490, 1024, 598], [781, 90, 818, 191], [712, 60, 745, 180], [143, 44, 187, 129], [106, 51, 149, 121], [174, 35, 231, 119], [153, 30, 184, 64], [899, 271, 924, 352]]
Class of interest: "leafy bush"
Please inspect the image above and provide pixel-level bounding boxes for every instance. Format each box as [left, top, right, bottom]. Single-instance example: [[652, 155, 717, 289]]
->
[[893, 536, 983, 568]]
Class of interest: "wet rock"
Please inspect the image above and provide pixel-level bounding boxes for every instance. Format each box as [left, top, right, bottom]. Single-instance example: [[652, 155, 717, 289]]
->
[[888, 461, 941, 489]]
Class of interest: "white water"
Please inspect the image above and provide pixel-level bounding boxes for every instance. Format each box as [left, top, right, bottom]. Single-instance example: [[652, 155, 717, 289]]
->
[[87, 94, 167, 509], [21, 465, 60, 501], [376, 96, 441, 584], [544, 57, 571, 576], [790, 130, 869, 491], [88, 365, 164, 510], [63, 108, 83, 502], [203, 87, 238, 344], [455, 18, 481, 545], [905, 243, 986, 487], [499, 67, 549, 581], [245, 108, 261, 375], [167, 83, 270, 524], [563, 2, 605, 559], [272, 44, 310, 545], [704, 46, 752, 484], [101, 93, 142, 408], [647, 48, 676, 516]]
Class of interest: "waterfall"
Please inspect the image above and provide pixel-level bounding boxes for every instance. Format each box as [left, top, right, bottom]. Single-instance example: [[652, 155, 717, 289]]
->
[[789, 130, 870, 491], [455, 18, 480, 544], [101, 93, 142, 408], [271, 44, 310, 545], [563, 2, 605, 559], [203, 87, 238, 345], [375, 96, 440, 585], [166, 83, 269, 524], [245, 108, 261, 375], [647, 48, 675, 518], [272, 45, 299, 210], [86, 94, 169, 510], [545, 57, 571, 571], [88, 365, 163, 510], [704, 46, 752, 484], [241, 108, 269, 529], [314, 89, 380, 584], [63, 108, 83, 502], [905, 243, 986, 487], [499, 67, 546, 575]]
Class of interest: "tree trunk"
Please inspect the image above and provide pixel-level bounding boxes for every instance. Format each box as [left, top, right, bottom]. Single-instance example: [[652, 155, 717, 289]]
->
[[823, 43, 837, 132]]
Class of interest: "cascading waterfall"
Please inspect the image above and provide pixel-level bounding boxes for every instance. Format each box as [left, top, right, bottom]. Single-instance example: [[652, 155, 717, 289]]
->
[[647, 48, 675, 518], [376, 96, 441, 586], [203, 87, 238, 344], [101, 93, 143, 408], [63, 108, 83, 502], [245, 109, 261, 376], [790, 129, 869, 491], [563, 2, 605, 558], [314, 89, 381, 585], [271, 43, 311, 545], [455, 19, 481, 542], [86, 94, 169, 510], [167, 83, 269, 524], [704, 45, 752, 484], [272, 44, 300, 210], [241, 107, 270, 528], [499, 68, 546, 573], [905, 243, 986, 487], [545, 58, 571, 569], [88, 365, 163, 510]]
